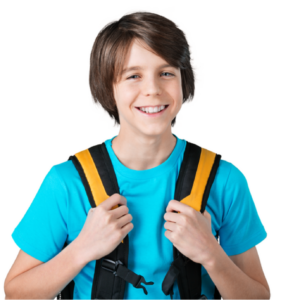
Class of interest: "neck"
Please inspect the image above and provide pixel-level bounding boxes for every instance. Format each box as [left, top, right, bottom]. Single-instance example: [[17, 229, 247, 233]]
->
[[111, 129, 177, 171]]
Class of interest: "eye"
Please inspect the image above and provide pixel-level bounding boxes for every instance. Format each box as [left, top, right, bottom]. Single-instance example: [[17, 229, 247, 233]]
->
[[127, 72, 175, 80], [161, 72, 174, 77], [127, 75, 140, 80]]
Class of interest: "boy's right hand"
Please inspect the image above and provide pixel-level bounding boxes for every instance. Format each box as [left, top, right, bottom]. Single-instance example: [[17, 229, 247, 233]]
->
[[73, 193, 133, 264]]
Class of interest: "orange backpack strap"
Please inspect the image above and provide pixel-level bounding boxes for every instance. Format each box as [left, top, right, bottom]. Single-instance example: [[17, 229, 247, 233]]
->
[[162, 141, 222, 300], [66, 143, 153, 299], [180, 146, 221, 213]]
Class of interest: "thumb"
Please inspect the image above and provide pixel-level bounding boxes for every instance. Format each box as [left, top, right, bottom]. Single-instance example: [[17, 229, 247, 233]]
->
[[203, 210, 211, 221]]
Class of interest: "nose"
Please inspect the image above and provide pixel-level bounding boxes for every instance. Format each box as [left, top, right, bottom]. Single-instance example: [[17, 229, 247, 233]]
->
[[142, 75, 162, 97]]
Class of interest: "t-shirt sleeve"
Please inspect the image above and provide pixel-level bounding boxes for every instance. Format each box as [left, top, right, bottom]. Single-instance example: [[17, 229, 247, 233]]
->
[[11, 166, 68, 262], [219, 162, 267, 256]]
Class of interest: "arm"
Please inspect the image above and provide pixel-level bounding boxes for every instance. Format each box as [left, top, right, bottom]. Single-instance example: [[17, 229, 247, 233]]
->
[[4, 239, 88, 300], [203, 243, 270, 299], [164, 198, 270, 299]]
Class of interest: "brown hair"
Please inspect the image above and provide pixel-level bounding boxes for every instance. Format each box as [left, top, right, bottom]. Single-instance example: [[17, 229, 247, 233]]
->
[[89, 11, 195, 127]]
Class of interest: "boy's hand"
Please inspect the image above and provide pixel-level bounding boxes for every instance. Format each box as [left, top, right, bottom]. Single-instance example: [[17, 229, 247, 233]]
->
[[74, 193, 134, 264], [164, 200, 218, 266]]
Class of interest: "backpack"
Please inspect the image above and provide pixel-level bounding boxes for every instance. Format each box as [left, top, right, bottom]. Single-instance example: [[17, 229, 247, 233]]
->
[[56, 140, 222, 299]]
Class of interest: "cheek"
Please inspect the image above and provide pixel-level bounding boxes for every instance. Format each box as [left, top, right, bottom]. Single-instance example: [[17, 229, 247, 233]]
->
[[115, 87, 138, 109], [121, 86, 139, 103], [169, 79, 183, 100], [171, 85, 183, 110]]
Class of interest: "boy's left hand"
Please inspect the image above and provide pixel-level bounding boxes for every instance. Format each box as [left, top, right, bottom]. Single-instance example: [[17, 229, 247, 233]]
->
[[164, 199, 218, 266]]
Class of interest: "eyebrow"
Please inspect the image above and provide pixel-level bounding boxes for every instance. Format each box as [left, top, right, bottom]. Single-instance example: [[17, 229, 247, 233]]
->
[[120, 64, 175, 76]]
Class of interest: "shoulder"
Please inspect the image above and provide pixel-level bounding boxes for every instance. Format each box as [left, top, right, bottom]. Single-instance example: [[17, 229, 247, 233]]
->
[[48, 160, 79, 187], [215, 159, 248, 192], [36, 160, 81, 203], [52, 159, 77, 176], [210, 159, 252, 220]]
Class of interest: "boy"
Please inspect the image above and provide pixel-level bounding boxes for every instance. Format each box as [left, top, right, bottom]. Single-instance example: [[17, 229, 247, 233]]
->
[[4, 12, 270, 299]]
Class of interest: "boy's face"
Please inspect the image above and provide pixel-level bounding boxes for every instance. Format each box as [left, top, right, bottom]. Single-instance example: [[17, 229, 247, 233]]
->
[[113, 39, 183, 138]]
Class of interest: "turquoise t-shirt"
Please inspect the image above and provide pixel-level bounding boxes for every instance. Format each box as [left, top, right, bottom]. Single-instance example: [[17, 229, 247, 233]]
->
[[11, 134, 267, 299]]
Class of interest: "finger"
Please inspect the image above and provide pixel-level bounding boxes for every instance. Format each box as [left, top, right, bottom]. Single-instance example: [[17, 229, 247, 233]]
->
[[164, 211, 190, 228], [164, 212, 178, 223], [101, 193, 127, 211], [203, 210, 211, 220], [164, 220, 177, 232], [113, 205, 130, 220], [117, 212, 133, 228], [203, 210, 212, 228], [166, 199, 191, 215]]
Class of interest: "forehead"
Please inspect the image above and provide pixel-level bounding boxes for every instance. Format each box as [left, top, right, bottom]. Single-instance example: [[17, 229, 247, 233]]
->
[[122, 39, 169, 69]]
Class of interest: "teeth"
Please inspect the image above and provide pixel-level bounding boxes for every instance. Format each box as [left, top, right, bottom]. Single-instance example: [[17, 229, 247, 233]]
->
[[140, 105, 166, 114]]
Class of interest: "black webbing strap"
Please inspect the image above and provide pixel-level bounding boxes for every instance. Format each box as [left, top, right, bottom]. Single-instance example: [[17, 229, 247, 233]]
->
[[162, 253, 191, 299], [90, 142, 154, 299], [162, 142, 221, 299], [102, 258, 154, 295], [172, 142, 205, 299]]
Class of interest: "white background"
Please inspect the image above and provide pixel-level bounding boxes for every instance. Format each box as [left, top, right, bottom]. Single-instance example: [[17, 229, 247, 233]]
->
[[1, 1, 299, 299]]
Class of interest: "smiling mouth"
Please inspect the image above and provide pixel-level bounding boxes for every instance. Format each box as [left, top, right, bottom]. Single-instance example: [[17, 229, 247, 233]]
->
[[135, 105, 169, 116]]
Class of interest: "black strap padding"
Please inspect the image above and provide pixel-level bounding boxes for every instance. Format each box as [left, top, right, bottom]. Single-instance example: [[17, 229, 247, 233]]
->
[[68, 155, 96, 209], [177, 142, 203, 299], [89, 142, 153, 299], [88, 143, 120, 197], [89, 142, 126, 299], [57, 155, 91, 299], [61, 143, 153, 299], [175, 141, 201, 201], [164, 142, 222, 299], [162, 142, 203, 299], [200, 154, 221, 213]]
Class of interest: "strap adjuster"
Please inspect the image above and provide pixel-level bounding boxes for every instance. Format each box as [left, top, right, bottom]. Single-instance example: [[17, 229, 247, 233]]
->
[[100, 257, 154, 295], [101, 258, 123, 276]]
